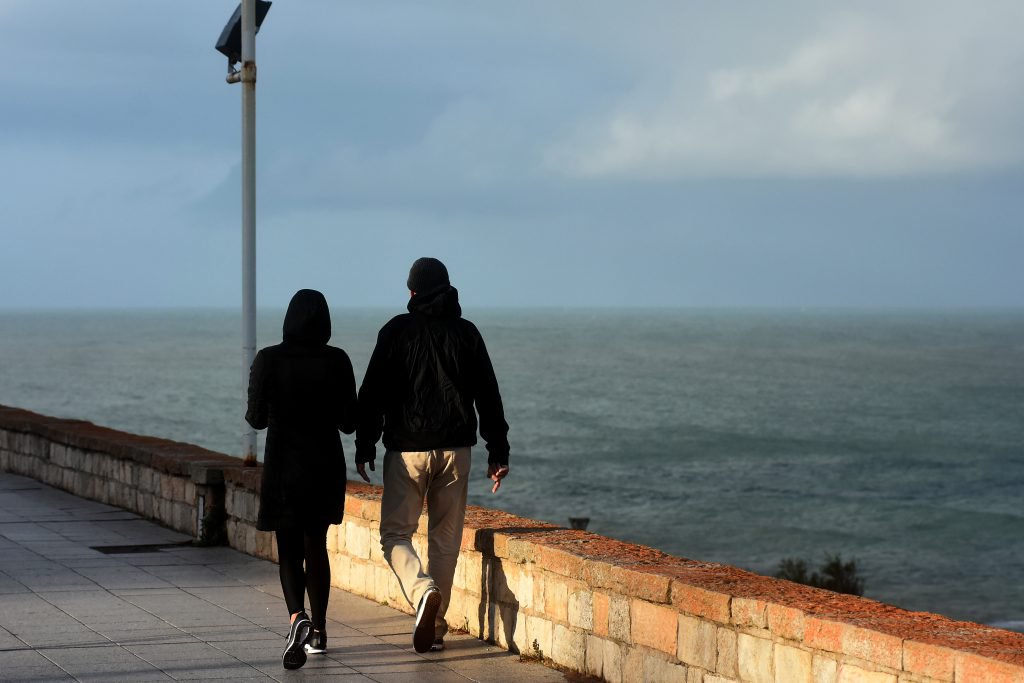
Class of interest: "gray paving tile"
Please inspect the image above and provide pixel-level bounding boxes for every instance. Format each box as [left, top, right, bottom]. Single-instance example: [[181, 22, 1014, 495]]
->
[[97, 626, 193, 646], [366, 672, 471, 683], [15, 628, 111, 649], [0, 625, 24, 649], [0, 649, 76, 682], [111, 586, 187, 596], [145, 564, 247, 587], [443, 657, 568, 683], [127, 641, 244, 662], [74, 564, 176, 590], [184, 625, 282, 643], [61, 557, 130, 568], [122, 553, 196, 567], [159, 662, 267, 681], [40, 645, 174, 682], [0, 523, 65, 542], [0, 570, 28, 594]]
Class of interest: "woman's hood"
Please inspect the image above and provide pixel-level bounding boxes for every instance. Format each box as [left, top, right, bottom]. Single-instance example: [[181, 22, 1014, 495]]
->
[[283, 289, 331, 345]]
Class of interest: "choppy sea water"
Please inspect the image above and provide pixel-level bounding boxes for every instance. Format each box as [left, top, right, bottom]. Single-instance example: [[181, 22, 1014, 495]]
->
[[1, 308, 1021, 628]]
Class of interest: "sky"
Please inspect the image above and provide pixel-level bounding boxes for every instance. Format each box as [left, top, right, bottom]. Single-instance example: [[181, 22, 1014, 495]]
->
[[1, 0, 1022, 309]]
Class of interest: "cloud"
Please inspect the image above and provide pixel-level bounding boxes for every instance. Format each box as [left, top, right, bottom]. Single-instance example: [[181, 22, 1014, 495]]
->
[[547, 5, 1024, 178]]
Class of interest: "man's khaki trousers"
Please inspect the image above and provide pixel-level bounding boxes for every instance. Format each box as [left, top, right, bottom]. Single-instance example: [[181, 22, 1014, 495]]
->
[[380, 448, 471, 638]]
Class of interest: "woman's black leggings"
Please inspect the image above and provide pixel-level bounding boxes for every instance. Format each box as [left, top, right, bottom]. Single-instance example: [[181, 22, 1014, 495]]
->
[[275, 524, 330, 629]]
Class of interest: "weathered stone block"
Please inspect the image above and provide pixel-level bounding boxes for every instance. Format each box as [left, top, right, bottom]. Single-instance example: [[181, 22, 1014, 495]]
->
[[609, 595, 631, 644], [738, 633, 774, 683], [671, 582, 731, 623], [902, 641, 955, 682], [677, 613, 716, 669], [532, 570, 547, 613], [813, 656, 839, 683], [346, 521, 371, 560], [841, 625, 903, 671], [463, 552, 484, 595], [552, 624, 585, 670], [586, 635, 606, 678], [349, 561, 368, 598], [775, 643, 812, 683], [330, 553, 351, 590], [526, 615, 553, 660], [492, 602, 520, 650], [718, 626, 739, 678], [569, 588, 594, 630], [491, 560, 519, 605], [836, 665, 896, 683], [368, 528, 383, 563], [732, 598, 769, 628], [506, 537, 537, 564], [629, 598, 676, 655], [603, 637, 623, 683], [954, 653, 1024, 683], [254, 530, 273, 559], [332, 523, 345, 553], [49, 443, 67, 467], [805, 617, 844, 654], [519, 568, 535, 611], [173, 502, 192, 533], [362, 559, 376, 599], [621, 645, 645, 683], [539, 544, 587, 580], [512, 606, 530, 654], [244, 522, 257, 555], [544, 575, 570, 622], [767, 604, 805, 641], [374, 565, 391, 603], [643, 652, 687, 682]]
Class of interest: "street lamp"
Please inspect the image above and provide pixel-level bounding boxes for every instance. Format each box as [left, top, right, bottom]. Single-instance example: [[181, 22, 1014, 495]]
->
[[216, 0, 271, 466]]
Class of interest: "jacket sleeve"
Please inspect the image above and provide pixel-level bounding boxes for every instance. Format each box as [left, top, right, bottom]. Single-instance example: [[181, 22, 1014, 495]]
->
[[473, 331, 510, 466], [336, 351, 358, 435], [355, 331, 389, 463], [245, 349, 269, 430]]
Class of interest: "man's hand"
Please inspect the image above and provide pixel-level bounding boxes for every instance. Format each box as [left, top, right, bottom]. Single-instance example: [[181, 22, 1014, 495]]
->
[[487, 463, 509, 493], [357, 459, 375, 483]]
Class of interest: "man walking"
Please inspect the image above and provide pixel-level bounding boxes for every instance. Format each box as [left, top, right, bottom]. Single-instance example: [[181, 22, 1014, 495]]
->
[[356, 257, 510, 653]]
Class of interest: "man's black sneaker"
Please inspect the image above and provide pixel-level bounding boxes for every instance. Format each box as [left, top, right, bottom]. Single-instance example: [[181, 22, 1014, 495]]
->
[[429, 637, 445, 652], [413, 587, 441, 653], [283, 612, 313, 669], [305, 629, 327, 655]]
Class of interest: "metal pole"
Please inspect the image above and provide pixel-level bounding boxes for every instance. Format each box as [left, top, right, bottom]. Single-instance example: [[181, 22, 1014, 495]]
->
[[241, 0, 258, 465]]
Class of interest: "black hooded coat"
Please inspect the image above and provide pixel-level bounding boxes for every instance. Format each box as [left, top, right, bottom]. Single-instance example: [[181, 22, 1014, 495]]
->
[[245, 290, 358, 531], [355, 286, 510, 466]]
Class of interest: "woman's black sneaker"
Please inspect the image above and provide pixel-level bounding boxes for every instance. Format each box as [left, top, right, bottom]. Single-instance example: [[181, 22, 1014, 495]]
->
[[305, 629, 327, 654], [283, 612, 313, 669]]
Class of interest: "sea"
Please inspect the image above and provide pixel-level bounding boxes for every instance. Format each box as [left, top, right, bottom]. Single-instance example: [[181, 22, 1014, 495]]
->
[[0, 308, 1021, 629]]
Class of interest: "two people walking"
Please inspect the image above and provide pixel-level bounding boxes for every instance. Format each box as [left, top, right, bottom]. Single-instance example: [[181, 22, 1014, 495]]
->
[[245, 258, 509, 670]]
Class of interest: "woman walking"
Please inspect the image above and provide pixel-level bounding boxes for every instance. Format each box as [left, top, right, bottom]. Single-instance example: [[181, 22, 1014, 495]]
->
[[245, 289, 357, 669]]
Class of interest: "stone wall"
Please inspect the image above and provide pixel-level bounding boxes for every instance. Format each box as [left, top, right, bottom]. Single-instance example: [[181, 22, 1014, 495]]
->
[[2, 405, 1022, 683], [0, 406, 236, 537]]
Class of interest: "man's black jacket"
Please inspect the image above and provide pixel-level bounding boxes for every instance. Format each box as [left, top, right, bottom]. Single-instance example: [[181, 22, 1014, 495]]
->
[[355, 286, 510, 466]]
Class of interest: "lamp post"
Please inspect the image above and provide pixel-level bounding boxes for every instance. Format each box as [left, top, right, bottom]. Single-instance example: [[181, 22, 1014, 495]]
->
[[216, 1, 271, 466]]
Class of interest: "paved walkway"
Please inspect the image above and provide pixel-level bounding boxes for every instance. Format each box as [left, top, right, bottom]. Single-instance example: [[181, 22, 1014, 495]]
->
[[0, 472, 567, 682]]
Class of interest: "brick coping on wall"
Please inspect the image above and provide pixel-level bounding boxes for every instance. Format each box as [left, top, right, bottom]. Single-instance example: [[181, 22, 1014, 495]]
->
[[1, 404, 1022, 682]]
